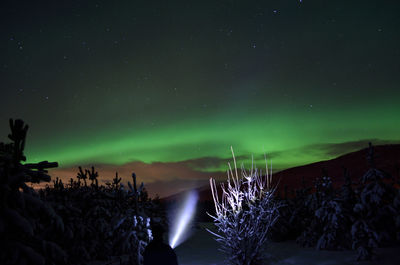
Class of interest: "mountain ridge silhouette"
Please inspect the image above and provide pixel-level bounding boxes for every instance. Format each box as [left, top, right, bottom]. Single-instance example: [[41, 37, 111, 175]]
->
[[162, 144, 400, 202]]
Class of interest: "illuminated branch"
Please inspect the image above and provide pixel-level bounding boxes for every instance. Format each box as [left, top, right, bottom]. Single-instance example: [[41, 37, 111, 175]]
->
[[208, 147, 280, 265]]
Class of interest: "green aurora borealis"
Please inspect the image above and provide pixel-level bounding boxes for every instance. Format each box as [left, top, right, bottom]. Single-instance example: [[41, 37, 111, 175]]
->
[[1, 0, 399, 197], [26, 103, 400, 169]]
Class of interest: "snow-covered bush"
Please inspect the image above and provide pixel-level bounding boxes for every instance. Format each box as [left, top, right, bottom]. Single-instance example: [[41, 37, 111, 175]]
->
[[207, 147, 280, 265]]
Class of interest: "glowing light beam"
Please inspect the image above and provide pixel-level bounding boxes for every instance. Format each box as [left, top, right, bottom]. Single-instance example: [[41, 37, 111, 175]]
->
[[169, 190, 198, 249]]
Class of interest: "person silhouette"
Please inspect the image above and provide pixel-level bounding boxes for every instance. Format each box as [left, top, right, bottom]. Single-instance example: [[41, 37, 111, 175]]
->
[[143, 224, 178, 265]]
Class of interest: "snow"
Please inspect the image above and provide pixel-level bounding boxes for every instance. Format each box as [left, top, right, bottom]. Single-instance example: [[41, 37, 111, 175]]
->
[[174, 223, 400, 265]]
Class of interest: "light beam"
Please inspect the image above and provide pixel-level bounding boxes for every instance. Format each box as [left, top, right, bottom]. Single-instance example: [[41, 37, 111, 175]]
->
[[169, 190, 198, 249]]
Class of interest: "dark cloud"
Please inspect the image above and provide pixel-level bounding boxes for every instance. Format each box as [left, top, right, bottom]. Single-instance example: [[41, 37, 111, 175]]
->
[[145, 178, 208, 198], [48, 158, 227, 197], [306, 139, 400, 158], [182, 156, 231, 170]]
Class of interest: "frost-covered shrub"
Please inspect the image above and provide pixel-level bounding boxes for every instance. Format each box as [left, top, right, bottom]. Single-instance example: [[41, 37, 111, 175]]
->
[[208, 148, 280, 265], [219, 143, 399, 262]]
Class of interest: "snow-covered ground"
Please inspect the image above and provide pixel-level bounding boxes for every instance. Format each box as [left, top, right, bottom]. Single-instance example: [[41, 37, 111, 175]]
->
[[174, 223, 400, 265]]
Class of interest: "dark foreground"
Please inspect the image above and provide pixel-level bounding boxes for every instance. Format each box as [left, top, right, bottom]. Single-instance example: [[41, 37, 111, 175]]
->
[[174, 223, 400, 265]]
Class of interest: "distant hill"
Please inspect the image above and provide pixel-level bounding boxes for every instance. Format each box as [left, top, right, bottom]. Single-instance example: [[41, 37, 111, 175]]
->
[[162, 144, 400, 203], [272, 143, 400, 193]]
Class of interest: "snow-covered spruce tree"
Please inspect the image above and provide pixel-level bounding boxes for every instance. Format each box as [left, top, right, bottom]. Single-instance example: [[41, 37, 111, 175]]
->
[[351, 142, 397, 260], [296, 169, 357, 251], [273, 176, 313, 242], [314, 196, 353, 250], [0, 119, 65, 265], [391, 189, 400, 242], [40, 168, 158, 264], [312, 171, 354, 251], [208, 147, 280, 265], [296, 173, 334, 248]]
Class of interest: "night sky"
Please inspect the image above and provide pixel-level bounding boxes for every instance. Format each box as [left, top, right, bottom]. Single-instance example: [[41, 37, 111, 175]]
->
[[1, 0, 399, 197]]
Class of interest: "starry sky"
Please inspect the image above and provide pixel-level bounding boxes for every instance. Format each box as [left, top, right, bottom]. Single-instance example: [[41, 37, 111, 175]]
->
[[1, 0, 399, 197]]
